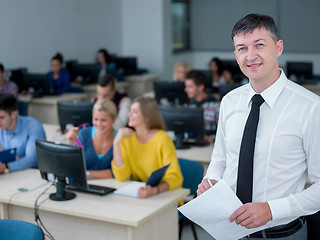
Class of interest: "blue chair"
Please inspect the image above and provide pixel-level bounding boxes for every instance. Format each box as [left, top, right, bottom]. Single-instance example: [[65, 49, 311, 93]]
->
[[178, 158, 204, 240], [0, 219, 44, 240], [18, 101, 28, 116]]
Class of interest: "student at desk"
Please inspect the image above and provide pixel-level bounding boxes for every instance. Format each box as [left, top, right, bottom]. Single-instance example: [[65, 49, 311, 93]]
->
[[0, 94, 46, 173], [0, 63, 18, 97], [48, 53, 71, 94], [184, 70, 220, 143], [66, 99, 117, 179], [112, 97, 183, 198]]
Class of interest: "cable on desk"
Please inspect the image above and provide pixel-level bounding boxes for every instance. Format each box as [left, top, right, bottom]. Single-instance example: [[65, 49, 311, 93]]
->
[[6, 181, 51, 219], [34, 182, 55, 240]]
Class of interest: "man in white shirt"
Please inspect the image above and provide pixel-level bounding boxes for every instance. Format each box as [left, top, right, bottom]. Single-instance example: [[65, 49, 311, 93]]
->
[[197, 14, 320, 239]]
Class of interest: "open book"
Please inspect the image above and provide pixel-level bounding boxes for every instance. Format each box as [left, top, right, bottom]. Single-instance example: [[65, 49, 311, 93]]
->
[[114, 163, 171, 198], [0, 148, 17, 164]]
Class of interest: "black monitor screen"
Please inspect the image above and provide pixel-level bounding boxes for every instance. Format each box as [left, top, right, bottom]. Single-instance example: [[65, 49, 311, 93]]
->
[[9, 68, 28, 93], [286, 62, 313, 81], [154, 81, 188, 106], [115, 57, 137, 75], [36, 139, 88, 201], [57, 101, 94, 132], [23, 73, 52, 97], [159, 106, 204, 149], [71, 63, 99, 85]]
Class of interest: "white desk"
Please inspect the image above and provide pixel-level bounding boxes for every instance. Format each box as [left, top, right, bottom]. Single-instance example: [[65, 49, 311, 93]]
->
[[18, 93, 87, 124], [0, 169, 189, 240], [80, 82, 129, 101], [43, 124, 67, 144], [126, 73, 161, 99]]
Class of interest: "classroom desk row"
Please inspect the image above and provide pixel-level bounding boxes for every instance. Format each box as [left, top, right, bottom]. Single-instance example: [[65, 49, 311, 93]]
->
[[0, 169, 189, 240]]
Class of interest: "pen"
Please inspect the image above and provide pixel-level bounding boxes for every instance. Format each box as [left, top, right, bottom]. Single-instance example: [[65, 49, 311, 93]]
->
[[207, 178, 213, 187]]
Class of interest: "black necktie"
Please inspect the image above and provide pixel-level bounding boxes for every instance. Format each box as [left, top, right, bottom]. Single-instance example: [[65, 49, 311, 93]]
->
[[236, 94, 265, 204]]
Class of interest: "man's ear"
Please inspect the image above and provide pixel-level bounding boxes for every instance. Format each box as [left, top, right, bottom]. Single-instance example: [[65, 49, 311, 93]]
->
[[10, 110, 18, 119]]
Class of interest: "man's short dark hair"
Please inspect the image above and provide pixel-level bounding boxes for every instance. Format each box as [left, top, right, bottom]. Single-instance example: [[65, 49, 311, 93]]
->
[[97, 74, 115, 90], [0, 94, 18, 114], [186, 70, 207, 88], [0, 63, 4, 73], [231, 14, 278, 43]]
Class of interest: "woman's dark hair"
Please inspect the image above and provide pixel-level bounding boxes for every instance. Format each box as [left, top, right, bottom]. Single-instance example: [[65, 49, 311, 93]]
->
[[210, 57, 223, 76], [231, 14, 278, 43], [0, 63, 4, 73], [51, 52, 64, 65], [98, 49, 112, 64]]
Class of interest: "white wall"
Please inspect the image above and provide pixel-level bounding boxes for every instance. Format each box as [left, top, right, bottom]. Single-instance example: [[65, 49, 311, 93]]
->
[[121, 0, 172, 79], [0, 0, 122, 72]]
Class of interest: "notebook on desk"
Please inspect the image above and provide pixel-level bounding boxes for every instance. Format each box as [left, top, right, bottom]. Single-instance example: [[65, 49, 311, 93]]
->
[[114, 163, 171, 198], [0, 148, 17, 164]]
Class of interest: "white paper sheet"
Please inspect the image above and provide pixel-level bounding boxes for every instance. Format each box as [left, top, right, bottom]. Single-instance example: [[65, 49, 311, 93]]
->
[[178, 179, 268, 240], [113, 181, 145, 198]]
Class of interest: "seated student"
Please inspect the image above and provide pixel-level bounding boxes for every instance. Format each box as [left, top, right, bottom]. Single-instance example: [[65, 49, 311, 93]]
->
[[48, 53, 71, 94], [92, 75, 131, 129], [0, 63, 18, 97], [96, 49, 124, 81], [66, 99, 117, 179], [220, 65, 241, 98], [0, 94, 46, 173], [208, 57, 226, 88], [184, 70, 220, 143], [112, 97, 183, 198], [169, 61, 190, 82]]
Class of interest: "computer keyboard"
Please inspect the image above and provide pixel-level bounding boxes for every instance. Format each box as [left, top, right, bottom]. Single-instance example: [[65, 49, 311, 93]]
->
[[67, 184, 115, 196]]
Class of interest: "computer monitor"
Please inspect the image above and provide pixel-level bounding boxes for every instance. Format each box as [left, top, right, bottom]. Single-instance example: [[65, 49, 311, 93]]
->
[[159, 106, 204, 149], [115, 57, 138, 75], [36, 139, 87, 201], [23, 73, 52, 98], [71, 63, 99, 85], [286, 62, 313, 82], [154, 81, 188, 106], [8, 68, 28, 93], [57, 101, 94, 132]]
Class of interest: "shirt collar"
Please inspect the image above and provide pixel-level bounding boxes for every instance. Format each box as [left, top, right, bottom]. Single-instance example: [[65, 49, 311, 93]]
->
[[11, 115, 22, 134], [247, 69, 287, 108]]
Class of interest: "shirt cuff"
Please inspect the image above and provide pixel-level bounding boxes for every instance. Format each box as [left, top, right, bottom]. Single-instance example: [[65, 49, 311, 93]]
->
[[267, 197, 291, 221]]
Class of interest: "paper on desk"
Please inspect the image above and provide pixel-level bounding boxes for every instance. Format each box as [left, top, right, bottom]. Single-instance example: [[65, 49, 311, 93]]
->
[[113, 181, 145, 198], [178, 179, 268, 240]]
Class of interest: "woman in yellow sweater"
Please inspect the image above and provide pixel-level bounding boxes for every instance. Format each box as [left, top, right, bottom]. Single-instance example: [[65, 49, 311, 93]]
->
[[112, 97, 183, 198]]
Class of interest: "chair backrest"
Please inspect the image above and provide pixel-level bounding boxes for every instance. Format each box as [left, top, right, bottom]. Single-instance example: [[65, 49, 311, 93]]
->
[[0, 219, 44, 240], [178, 158, 204, 197], [18, 101, 28, 116]]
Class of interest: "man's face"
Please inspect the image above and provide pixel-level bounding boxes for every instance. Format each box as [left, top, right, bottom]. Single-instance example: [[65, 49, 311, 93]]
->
[[185, 79, 203, 99], [233, 28, 283, 83], [0, 110, 16, 130], [96, 85, 116, 101]]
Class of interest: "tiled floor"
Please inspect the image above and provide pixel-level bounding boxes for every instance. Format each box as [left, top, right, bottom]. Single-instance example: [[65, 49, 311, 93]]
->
[[180, 224, 215, 240]]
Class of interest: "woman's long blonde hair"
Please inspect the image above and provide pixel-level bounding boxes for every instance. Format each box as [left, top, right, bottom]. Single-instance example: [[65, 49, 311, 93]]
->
[[133, 97, 165, 130]]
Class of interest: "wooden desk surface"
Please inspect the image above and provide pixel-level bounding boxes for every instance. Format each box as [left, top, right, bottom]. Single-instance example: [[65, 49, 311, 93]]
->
[[18, 93, 87, 104], [176, 143, 213, 164], [125, 73, 161, 82], [0, 169, 189, 227]]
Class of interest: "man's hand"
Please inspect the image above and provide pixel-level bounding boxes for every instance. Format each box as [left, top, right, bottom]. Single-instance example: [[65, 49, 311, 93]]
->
[[196, 179, 218, 196], [229, 202, 272, 229], [0, 162, 6, 173]]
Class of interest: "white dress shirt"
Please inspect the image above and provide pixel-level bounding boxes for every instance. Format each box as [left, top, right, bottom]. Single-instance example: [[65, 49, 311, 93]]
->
[[205, 69, 320, 228]]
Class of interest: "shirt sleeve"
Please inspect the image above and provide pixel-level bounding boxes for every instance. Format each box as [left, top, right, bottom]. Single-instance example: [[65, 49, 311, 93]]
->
[[111, 137, 132, 181], [160, 133, 183, 190], [268, 102, 320, 221], [113, 97, 132, 129], [9, 120, 46, 171], [205, 99, 227, 180]]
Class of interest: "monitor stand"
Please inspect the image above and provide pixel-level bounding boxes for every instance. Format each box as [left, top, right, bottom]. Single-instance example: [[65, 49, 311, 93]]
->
[[50, 180, 76, 201], [174, 132, 190, 149]]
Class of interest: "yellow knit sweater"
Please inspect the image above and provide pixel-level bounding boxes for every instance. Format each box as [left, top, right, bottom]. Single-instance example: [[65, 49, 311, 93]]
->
[[112, 130, 183, 191]]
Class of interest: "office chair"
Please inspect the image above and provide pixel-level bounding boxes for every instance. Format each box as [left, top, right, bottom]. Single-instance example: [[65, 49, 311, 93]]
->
[[178, 158, 204, 240], [0, 219, 44, 240], [18, 101, 28, 116]]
